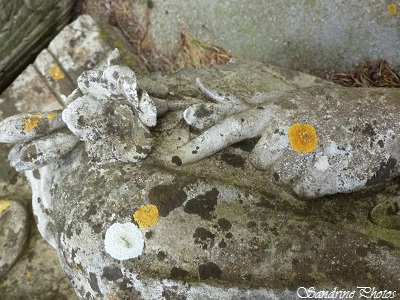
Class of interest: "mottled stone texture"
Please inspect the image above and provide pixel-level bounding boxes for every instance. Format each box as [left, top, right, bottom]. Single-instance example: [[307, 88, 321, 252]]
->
[[1, 55, 397, 299], [0, 0, 76, 93]]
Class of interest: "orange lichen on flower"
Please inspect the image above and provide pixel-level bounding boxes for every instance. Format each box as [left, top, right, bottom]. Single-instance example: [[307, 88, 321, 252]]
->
[[49, 65, 65, 81], [22, 114, 42, 131], [133, 205, 159, 228], [288, 123, 318, 153], [388, 3, 397, 15], [0, 200, 11, 213], [46, 112, 57, 120]]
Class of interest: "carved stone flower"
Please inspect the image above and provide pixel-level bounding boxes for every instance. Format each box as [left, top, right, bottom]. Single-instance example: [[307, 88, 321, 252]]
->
[[0, 49, 160, 170]]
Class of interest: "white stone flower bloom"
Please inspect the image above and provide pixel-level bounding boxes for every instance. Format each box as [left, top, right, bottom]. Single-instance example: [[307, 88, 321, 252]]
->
[[104, 222, 144, 260]]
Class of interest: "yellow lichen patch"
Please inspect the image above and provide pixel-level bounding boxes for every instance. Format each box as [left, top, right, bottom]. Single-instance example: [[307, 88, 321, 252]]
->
[[49, 65, 65, 81], [24, 273, 32, 280], [388, 3, 397, 15], [133, 205, 159, 228], [0, 200, 11, 213], [46, 111, 57, 120], [288, 123, 319, 153], [22, 114, 42, 131]]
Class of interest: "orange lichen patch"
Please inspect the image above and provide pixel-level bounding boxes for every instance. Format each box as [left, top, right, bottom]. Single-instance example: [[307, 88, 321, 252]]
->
[[388, 3, 397, 15], [133, 204, 159, 228], [0, 200, 11, 213], [22, 114, 42, 131], [46, 111, 57, 120], [288, 123, 319, 153], [49, 65, 65, 81]]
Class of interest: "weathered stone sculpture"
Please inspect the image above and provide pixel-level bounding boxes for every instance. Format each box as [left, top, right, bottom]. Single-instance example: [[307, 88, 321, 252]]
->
[[0, 50, 399, 299]]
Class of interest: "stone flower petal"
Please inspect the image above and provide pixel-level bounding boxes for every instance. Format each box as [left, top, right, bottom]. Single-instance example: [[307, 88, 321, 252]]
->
[[137, 91, 157, 127], [77, 70, 111, 99], [0, 110, 65, 143], [8, 130, 80, 171]]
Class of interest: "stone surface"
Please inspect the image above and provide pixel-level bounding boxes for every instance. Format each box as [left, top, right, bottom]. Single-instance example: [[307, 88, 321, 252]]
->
[[1, 51, 400, 299], [0, 221, 79, 300], [148, 0, 400, 73], [0, 0, 76, 93], [0, 199, 28, 278]]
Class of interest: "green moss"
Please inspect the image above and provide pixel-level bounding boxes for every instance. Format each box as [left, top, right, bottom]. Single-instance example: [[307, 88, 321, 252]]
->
[[97, 31, 107, 39], [113, 41, 127, 55], [363, 223, 400, 247]]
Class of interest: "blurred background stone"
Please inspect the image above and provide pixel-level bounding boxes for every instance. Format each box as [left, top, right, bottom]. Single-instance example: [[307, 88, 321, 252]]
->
[[0, 0, 76, 94]]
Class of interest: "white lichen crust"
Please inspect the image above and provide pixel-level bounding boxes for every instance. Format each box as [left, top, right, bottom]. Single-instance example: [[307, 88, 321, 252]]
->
[[104, 222, 144, 260]]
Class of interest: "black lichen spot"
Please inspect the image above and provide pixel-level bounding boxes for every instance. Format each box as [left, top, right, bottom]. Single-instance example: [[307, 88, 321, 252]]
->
[[162, 287, 187, 300], [104, 105, 115, 116], [89, 272, 101, 293], [83, 203, 97, 219], [71, 248, 77, 262], [21, 144, 39, 162], [273, 172, 280, 181], [191, 146, 199, 155], [112, 71, 120, 79], [170, 267, 189, 279], [194, 104, 213, 119], [158, 251, 166, 261], [92, 223, 102, 234], [217, 218, 232, 231], [102, 266, 123, 281], [32, 86, 44, 94], [75, 228, 82, 235], [225, 232, 233, 239], [145, 231, 153, 239], [32, 169, 41, 179], [218, 240, 227, 248], [193, 227, 215, 249], [66, 224, 73, 239], [136, 145, 151, 154], [171, 156, 182, 166], [231, 138, 258, 152], [362, 123, 376, 137], [256, 106, 265, 110], [77, 115, 86, 127], [220, 153, 245, 168], [198, 262, 222, 280], [148, 184, 187, 217], [366, 157, 397, 186], [377, 140, 384, 148], [247, 221, 257, 229], [184, 188, 219, 220], [386, 201, 400, 216]]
